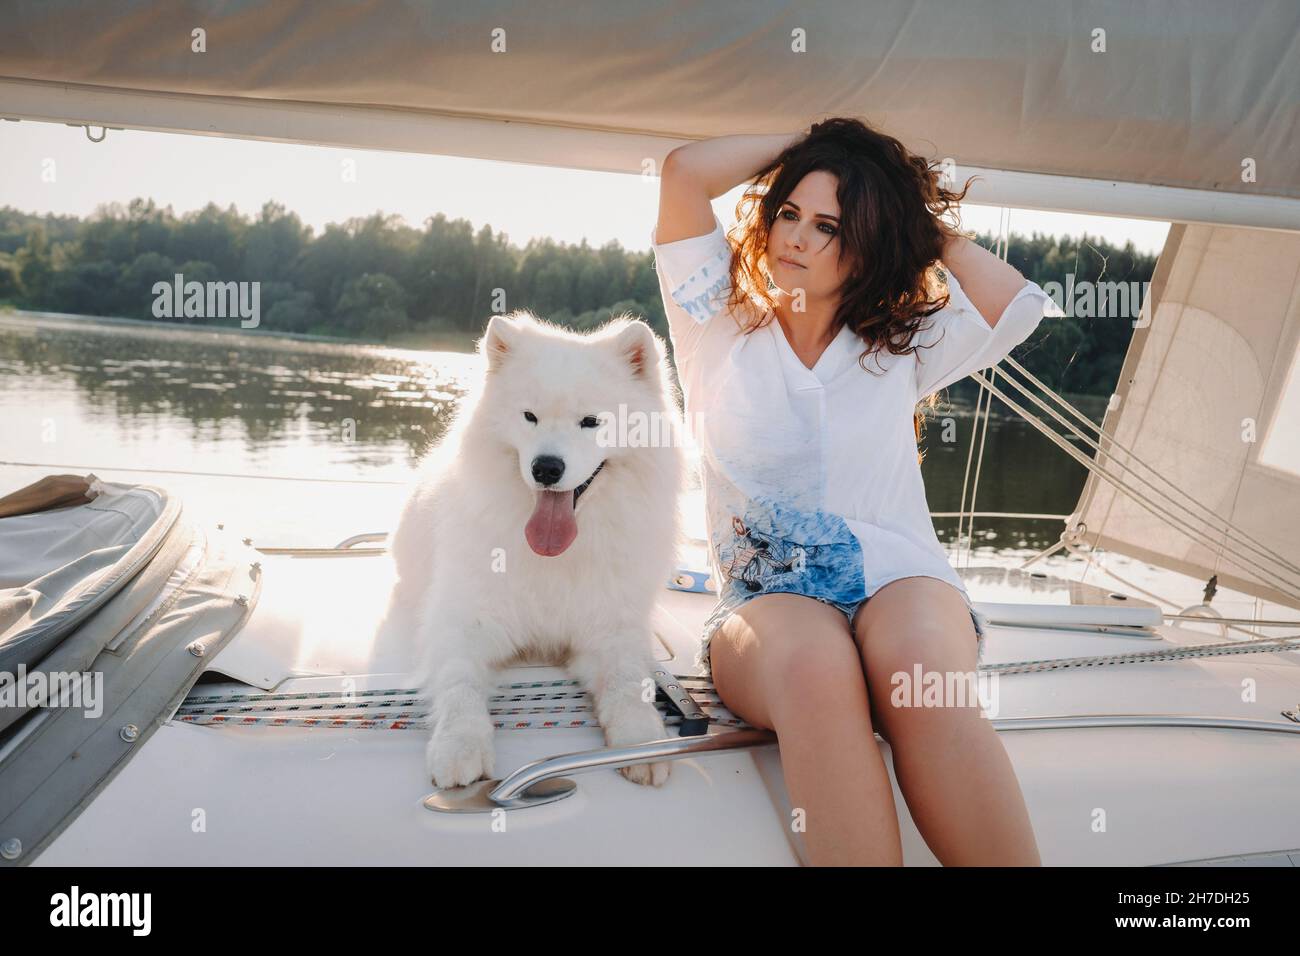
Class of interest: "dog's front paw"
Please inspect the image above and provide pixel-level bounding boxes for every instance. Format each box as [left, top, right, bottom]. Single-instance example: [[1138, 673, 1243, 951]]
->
[[426, 723, 495, 789], [619, 760, 672, 787], [603, 705, 673, 787]]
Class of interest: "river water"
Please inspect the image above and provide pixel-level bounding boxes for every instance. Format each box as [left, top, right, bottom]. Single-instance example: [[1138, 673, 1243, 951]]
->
[[1, 311, 1091, 558]]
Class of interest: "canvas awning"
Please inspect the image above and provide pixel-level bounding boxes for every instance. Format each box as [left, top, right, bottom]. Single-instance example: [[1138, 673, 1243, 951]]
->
[[1, 1, 1298, 226]]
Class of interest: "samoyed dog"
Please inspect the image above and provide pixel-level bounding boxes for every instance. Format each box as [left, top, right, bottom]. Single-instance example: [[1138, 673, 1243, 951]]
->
[[377, 310, 685, 789]]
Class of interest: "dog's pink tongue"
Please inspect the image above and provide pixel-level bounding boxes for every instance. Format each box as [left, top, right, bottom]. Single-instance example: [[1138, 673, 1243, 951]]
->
[[525, 490, 577, 556]]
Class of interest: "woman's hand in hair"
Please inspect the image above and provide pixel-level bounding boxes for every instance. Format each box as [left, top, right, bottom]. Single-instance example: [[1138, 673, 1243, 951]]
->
[[937, 229, 1030, 330]]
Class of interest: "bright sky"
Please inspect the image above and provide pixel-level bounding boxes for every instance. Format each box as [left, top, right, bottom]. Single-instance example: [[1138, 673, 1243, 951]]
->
[[0, 120, 1171, 255]]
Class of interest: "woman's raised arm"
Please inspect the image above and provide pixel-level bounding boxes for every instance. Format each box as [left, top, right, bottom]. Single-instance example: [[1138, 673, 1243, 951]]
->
[[655, 132, 803, 245], [938, 229, 1031, 331]]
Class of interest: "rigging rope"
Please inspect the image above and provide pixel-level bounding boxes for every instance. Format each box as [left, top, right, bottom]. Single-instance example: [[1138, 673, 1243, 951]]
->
[[964, 366, 996, 568], [998, 358, 1300, 579], [174, 631, 1300, 732], [969, 371, 1300, 598], [952, 375, 987, 564], [951, 210, 1011, 568], [176, 677, 746, 731]]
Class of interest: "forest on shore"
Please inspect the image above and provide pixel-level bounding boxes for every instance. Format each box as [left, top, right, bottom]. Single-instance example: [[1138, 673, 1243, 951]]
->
[[0, 199, 1157, 397]]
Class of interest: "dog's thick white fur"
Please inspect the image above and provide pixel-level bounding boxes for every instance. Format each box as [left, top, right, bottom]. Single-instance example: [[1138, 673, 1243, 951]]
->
[[376, 310, 686, 789]]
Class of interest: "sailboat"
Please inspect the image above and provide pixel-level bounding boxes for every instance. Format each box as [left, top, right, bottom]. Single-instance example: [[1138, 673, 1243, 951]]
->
[[3, 2, 1300, 866]]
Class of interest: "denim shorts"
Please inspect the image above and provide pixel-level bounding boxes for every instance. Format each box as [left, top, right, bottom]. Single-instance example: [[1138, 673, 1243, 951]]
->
[[696, 587, 988, 678]]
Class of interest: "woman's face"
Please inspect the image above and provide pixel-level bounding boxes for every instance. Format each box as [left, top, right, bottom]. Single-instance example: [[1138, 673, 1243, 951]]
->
[[765, 170, 854, 304]]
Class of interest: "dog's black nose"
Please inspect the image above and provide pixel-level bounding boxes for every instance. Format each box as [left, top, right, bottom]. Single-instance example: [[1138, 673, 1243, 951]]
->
[[531, 455, 566, 486]]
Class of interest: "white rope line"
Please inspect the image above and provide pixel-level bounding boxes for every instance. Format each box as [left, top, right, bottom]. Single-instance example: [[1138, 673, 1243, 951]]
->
[[990, 371, 1300, 593], [984, 632, 1300, 675], [175, 711, 751, 731], [174, 627, 1300, 733], [953, 372, 989, 564], [932, 511, 1068, 520], [177, 687, 723, 712], [994, 367, 1300, 588], [971, 371, 1300, 599], [964, 366, 996, 568], [998, 358, 1294, 580], [183, 675, 718, 701], [1000, 356, 1102, 435], [175, 677, 744, 731], [958, 211, 1013, 568], [993, 361, 1300, 580]]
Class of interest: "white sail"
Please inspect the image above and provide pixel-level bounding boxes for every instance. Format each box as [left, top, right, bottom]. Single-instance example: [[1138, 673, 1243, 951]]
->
[[1072, 223, 1300, 610]]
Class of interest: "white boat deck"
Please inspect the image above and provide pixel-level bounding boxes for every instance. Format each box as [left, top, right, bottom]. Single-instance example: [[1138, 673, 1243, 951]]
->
[[32, 547, 1300, 866]]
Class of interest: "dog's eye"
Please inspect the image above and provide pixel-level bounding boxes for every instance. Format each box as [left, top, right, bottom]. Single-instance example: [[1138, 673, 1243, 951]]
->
[[580, 415, 599, 428], [523, 411, 537, 424]]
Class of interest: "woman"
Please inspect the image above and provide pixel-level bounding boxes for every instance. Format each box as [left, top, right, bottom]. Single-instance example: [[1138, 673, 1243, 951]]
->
[[651, 117, 1047, 866]]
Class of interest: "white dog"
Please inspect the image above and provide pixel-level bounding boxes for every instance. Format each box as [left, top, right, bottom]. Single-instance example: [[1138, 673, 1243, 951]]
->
[[377, 310, 686, 789]]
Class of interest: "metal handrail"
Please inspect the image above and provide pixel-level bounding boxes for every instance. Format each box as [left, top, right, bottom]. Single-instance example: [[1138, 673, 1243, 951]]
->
[[421, 712, 1300, 813], [334, 533, 390, 550], [251, 533, 390, 556], [985, 713, 1300, 736], [489, 728, 778, 805], [253, 545, 387, 556]]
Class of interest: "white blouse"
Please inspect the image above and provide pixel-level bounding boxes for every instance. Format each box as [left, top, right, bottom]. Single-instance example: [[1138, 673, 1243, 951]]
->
[[651, 214, 1061, 670]]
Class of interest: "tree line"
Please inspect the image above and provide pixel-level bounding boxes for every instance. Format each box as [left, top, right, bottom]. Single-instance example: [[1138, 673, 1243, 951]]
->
[[0, 198, 1156, 397]]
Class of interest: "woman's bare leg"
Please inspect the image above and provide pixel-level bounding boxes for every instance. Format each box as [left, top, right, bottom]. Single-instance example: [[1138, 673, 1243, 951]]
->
[[853, 577, 1041, 865], [710, 592, 903, 865]]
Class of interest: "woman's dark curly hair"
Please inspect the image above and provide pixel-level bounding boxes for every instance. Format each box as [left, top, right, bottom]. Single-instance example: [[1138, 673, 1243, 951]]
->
[[721, 116, 976, 457]]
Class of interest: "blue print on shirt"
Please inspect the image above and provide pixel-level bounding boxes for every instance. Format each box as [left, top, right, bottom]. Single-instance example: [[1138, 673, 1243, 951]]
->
[[712, 495, 866, 607], [670, 250, 731, 324]]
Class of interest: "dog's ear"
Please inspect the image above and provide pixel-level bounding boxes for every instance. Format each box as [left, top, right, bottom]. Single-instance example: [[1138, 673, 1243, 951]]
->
[[481, 314, 518, 372], [609, 319, 660, 379]]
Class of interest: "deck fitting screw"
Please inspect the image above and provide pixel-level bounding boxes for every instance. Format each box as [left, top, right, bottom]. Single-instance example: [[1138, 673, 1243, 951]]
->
[[236, 594, 249, 606], [250, 561, 261, 572], [0, 838, 20, 860], [187, 641, 206, 657], [119, 724, 139, 743], [217, 522, 224, 530], [242, 537, 252, 546]]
